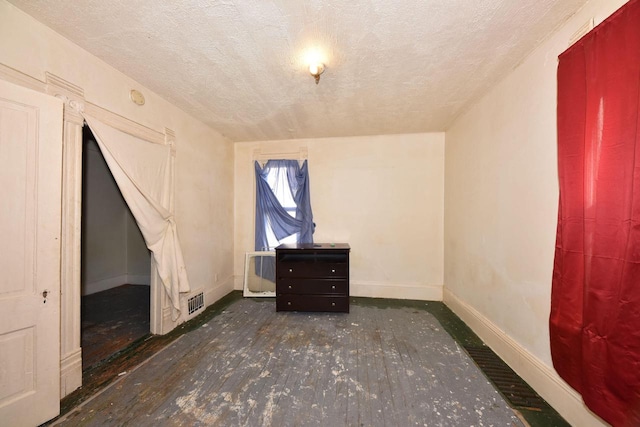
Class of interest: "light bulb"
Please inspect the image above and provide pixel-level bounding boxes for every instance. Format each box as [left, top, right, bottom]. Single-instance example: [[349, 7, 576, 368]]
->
[[309, 63, 322, 75], [308, 62, 325, 84]]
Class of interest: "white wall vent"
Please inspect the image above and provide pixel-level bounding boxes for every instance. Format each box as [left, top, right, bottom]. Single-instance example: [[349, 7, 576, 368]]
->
[[187, 291, 205, 316]]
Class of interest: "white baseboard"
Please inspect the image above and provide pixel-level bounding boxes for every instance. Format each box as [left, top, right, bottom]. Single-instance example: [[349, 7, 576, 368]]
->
[[233, 274, 244, 290], [160, 276, 236, 334], [443, 288, 608, 427], [126, 274, 150, 286], [60, 348, 82, 398], [206, 275, 235, 306], [231, 275, 443, 301], [83, 274, 128, 295], [83, 274, 150, 295], [161, 305, 177, 335], [351, 280, 443, 301]]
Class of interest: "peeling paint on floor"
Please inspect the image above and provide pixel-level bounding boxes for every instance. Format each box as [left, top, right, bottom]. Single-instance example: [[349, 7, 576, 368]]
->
[[54, 298, 524, 426]]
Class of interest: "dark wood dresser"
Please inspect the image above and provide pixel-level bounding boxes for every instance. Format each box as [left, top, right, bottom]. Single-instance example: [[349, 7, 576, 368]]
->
[[275, 243, 350, 312]]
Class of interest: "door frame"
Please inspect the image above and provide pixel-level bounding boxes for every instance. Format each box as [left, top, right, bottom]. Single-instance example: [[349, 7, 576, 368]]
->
[[0, 64, 179, 398]]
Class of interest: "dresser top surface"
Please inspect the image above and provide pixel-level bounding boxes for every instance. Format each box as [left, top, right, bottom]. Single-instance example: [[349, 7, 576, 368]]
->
[[276, 243, 350, 250]]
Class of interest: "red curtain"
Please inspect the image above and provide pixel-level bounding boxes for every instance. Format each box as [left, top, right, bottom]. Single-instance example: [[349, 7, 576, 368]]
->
[[551, 1, 640, 425]]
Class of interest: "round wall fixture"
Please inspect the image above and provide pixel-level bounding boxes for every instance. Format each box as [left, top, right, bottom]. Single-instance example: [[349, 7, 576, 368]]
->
[[129, 89, 145, 106]]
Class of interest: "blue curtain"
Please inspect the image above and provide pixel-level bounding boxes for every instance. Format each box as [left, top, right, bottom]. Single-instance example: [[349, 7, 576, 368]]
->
[[254, 160, 315, 281]]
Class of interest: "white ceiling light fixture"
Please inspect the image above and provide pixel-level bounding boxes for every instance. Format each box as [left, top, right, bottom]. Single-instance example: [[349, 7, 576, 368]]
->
[[301, 46, 328, 85], [309, 62, 325, 85]]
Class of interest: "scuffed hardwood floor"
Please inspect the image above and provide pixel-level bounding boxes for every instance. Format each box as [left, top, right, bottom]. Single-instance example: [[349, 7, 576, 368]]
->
[[81, 284, 150, 369], [56, 297, 523, 427]]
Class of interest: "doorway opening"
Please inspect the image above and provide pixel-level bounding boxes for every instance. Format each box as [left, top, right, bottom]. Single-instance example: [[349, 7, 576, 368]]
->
[[80, 125, 151, 370]]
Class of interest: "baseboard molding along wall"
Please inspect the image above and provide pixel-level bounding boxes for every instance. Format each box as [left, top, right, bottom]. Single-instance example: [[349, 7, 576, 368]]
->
[[205, 275, 235, 307], [232, 276, 443, 301], [159, 276, 234, 334], [83, 274, 150, 295], [60, 348, 82, 398], [126, 274, 151, 286], [443, 288, 608, 427], [233, 274, 244, 291], [351, 281, 443, 301]]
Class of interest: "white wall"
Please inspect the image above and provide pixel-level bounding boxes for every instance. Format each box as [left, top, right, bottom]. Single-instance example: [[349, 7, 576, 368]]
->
[[235, 133, 444, 300], [81, 139, 150, 295], [0, 0, 235, 309], [443, 0, 629, 425]]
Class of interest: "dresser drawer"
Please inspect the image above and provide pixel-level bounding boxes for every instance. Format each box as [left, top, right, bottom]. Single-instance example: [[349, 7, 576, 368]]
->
[[276, 295, 349, 312], [275, 244, 350, 313], [277, 262, 348, 278], [277, 279, 347, 295]]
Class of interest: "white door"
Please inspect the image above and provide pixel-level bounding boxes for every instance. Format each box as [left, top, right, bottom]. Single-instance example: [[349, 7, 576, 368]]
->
[[0, 79, 63, 425]]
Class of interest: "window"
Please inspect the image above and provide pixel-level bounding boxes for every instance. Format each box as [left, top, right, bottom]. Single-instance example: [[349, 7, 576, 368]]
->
[[254, 159, 314, 253], [263, 165, 298, 250]]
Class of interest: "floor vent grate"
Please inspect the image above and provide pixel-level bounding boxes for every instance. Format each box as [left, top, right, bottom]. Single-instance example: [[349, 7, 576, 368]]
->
[[464, 345, 547, 411], [187, 292, 204, 315]]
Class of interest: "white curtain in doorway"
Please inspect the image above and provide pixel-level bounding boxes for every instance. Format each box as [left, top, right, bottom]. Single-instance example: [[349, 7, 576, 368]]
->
[[83, 114, 190, 319]]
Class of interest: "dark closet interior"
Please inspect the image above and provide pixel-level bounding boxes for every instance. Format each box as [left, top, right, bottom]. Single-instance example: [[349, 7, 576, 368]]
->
[[80, 125, 151, 370]]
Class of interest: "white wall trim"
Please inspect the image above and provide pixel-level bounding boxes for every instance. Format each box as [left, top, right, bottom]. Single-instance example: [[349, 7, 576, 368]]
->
[[83, 275, 151, 295], [159, 276, 233, 334], [83, 274, 129, 295], [84, 101, 166, 145], [0, 63, 46, 92], [158, 276, 235, 333], [59, 348, 82, 398], [443, 288, 607, 427], [351, 281, 443, 301], [252, 146, 308, 166], [206, 275, 235, 307], [232, 276, 444, 302], [126, 274, 151, 286], [233, 274, 244, 290], [44, 72, 86, 399]]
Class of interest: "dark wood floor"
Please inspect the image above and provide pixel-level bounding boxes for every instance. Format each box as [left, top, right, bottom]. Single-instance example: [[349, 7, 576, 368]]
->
[[58, 297, 524, 426], [81, 284, 150, 369], [51, 292, 568, 427]]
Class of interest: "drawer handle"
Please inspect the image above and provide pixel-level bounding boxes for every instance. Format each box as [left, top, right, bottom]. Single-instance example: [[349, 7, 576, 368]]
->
[[331, 269, 336, 273], [288, 285, 292, 289], [287, 301, 292, 305], [331, 285, 336, 289], [331, 302, 336, 306], [289, 268, 293, 273]]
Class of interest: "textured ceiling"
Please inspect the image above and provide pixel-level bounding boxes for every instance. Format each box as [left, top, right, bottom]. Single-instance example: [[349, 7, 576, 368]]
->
[[9, 0, 588, 142]]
